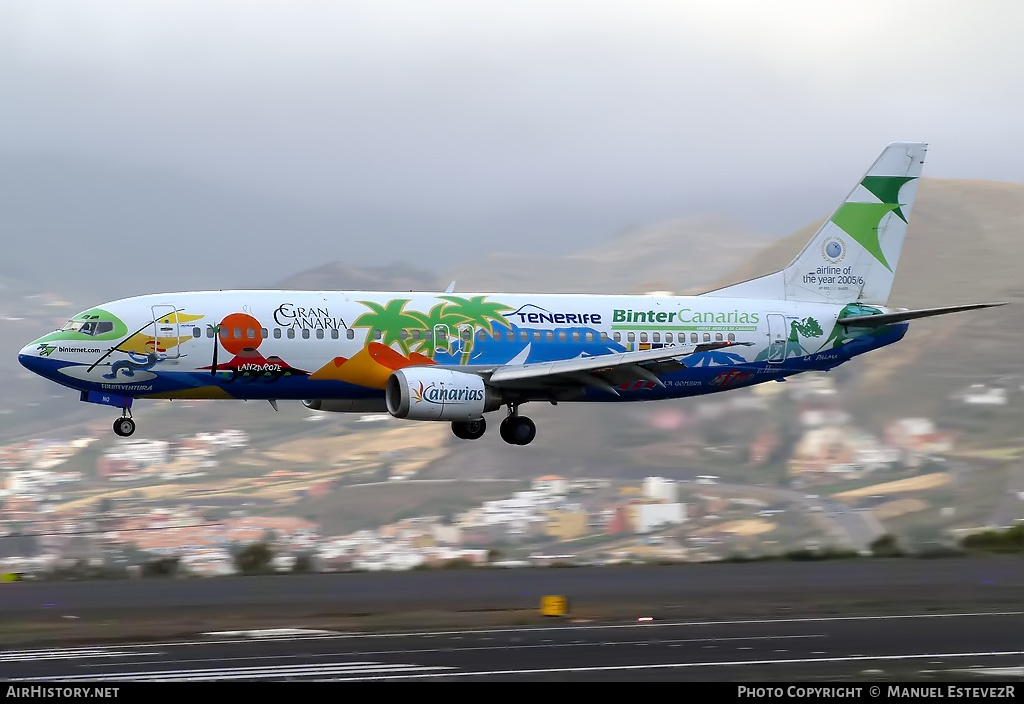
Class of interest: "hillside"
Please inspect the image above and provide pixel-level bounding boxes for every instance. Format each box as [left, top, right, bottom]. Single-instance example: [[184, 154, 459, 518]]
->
[[706, 177, 1024, 421], [443, 214, 772, 294]]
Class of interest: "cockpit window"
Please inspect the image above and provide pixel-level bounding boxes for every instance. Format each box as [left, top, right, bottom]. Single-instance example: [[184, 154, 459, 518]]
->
[[60, 320, 114, 336]]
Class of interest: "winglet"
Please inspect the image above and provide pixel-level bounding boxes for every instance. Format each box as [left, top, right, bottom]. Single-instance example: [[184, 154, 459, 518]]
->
[[445, 281, 456, 293]]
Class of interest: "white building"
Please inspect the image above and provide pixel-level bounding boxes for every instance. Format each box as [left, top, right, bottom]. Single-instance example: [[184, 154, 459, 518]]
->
[[642, 477, 679, 503], [105, 439, 169, 466], [956, 385, 1007, 405], [633, 502, 687, 533], [532, 475, 568, 495]]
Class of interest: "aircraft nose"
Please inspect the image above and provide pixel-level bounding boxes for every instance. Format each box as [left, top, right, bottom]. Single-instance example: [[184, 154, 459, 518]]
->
[[18, 342, 49, 375], [18, 343, 35, 369]]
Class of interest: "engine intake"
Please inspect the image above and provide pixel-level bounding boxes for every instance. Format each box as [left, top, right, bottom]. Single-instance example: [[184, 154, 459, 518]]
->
[[386, 368, 501, 420]]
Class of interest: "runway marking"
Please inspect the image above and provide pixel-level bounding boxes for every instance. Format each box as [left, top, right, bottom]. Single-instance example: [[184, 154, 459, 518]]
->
[[304, 651, 1024, 681], [6, 611, 1018, 655], [202, 628, 341, 638], [958, 666, 1024, 676], [10, 661, 455, 682], [0, 647, 159, 662], [114, 633, 825, 667]]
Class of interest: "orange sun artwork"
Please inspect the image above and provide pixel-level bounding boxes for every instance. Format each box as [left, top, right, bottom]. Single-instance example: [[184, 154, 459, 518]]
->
[[218, 312, 263, 356]]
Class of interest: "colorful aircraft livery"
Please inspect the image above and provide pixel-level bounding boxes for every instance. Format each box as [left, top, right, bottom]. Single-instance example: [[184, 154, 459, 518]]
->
[[17, 143, 1007, 445]]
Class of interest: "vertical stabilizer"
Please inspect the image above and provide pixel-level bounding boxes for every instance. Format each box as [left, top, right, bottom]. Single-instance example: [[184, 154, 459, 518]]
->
[[704, 142, 926, 304]]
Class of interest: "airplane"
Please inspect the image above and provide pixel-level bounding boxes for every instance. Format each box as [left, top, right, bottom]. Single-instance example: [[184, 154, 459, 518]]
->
[[17, 142, 1007, 445]]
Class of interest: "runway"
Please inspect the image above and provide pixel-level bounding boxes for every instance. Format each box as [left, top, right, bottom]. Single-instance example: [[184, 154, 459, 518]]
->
[[4, 557, 1023, 620], [1, 558, 1022, 680], [1, 612, 1022, 681]]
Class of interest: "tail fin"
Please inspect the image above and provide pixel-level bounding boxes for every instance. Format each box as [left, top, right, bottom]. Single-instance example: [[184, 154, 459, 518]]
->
[[704, 142, 927, 305]]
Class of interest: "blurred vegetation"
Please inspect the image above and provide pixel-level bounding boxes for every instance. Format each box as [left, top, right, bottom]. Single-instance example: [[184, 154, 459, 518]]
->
[[959, 524, 1024, 553], [234, 541, 274, 575]]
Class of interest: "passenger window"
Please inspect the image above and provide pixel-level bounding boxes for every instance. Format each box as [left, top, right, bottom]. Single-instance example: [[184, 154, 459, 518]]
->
[[728, 333, 735, 342], [246, 328, 256, 339], [192, 328, 201, 338], [715, 333, 723, 341], [461, 328, 472, 341], [601, 332, 609, 342], [411, 329, 420, 340], [261, 328, 268, 339], [331, 328, 339, 339], [478, 330, 487, 341], [207, 327, 215, 338], [703, 333, 711, 342], [373, 329, 382, 340], [346, 329, 355, 339], [533, 331, 541, 341], [572, 332, 580, 342], [273, 328, 282, 339], [287, 328, 296, 339], [557, 331, 567, 342], [233, 328, 241, 339], [316, 329, 324, 339], [665, 332, 673, 343], [613, 332, 620, 342], [400, 329, 408, 340], [691, 333, 698, 343], [506, 331, 514, 341], [520, 331, 528, 342], [627, 332, 635, 342], [545, 331, 554, 341], [585, 332, 593, 342], [302, 329, 310, 339], [652, 332, 660, 343], [640, 332, 648, 343]]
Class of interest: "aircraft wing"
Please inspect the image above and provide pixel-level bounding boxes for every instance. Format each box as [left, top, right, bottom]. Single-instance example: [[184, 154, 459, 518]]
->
[[479, 341, 754, 395], [837, 302, 1008, 328]]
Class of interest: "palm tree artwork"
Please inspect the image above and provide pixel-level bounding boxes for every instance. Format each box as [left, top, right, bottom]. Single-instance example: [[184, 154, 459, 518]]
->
[[352, 295, 514, 365]]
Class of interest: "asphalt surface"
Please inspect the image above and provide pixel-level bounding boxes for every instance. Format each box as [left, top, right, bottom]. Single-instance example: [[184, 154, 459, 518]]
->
[[0, 557, 1021, 646], [4, 556, 1022, 613], [2, 612, 1023, 682], [1, 558, 1022, 681]]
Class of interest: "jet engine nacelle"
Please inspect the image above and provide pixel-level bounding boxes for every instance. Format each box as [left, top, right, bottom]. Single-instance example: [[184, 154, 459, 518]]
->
[[302, 398, 388, 413], [386, 368, 502, 421]]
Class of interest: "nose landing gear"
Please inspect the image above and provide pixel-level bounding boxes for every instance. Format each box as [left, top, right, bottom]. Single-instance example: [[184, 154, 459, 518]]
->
[[113, 409, 136, 437]]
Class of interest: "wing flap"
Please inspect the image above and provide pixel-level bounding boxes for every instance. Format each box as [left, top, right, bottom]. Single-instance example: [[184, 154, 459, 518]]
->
[[486, 341, 752, 386]]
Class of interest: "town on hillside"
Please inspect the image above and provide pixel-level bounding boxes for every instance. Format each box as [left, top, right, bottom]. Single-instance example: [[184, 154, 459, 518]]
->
[[2, 369, 1022, 578]]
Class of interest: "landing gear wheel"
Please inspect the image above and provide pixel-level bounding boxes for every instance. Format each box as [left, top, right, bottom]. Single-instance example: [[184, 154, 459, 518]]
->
[[113, 417, 136, 437], [451, 418, 486, 440], [499, 417, 516, 444], [499, 415, 536, 445]]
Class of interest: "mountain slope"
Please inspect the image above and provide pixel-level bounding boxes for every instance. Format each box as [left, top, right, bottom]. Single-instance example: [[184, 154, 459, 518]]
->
[[443, 214, 773, 294], [708, 177, 1024, 419]]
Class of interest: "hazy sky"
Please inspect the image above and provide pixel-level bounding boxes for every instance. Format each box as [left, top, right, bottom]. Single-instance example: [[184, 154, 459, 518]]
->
[[3, 1, 1024, 286]]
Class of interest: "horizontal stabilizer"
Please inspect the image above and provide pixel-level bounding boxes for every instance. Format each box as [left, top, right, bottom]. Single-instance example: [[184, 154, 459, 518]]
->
[[837, 302, 1008, 328]]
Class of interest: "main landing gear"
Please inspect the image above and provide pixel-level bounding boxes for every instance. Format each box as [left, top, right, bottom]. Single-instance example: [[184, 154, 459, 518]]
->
[[451, 404, 536, 446], [113, 409, 136, 437]]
